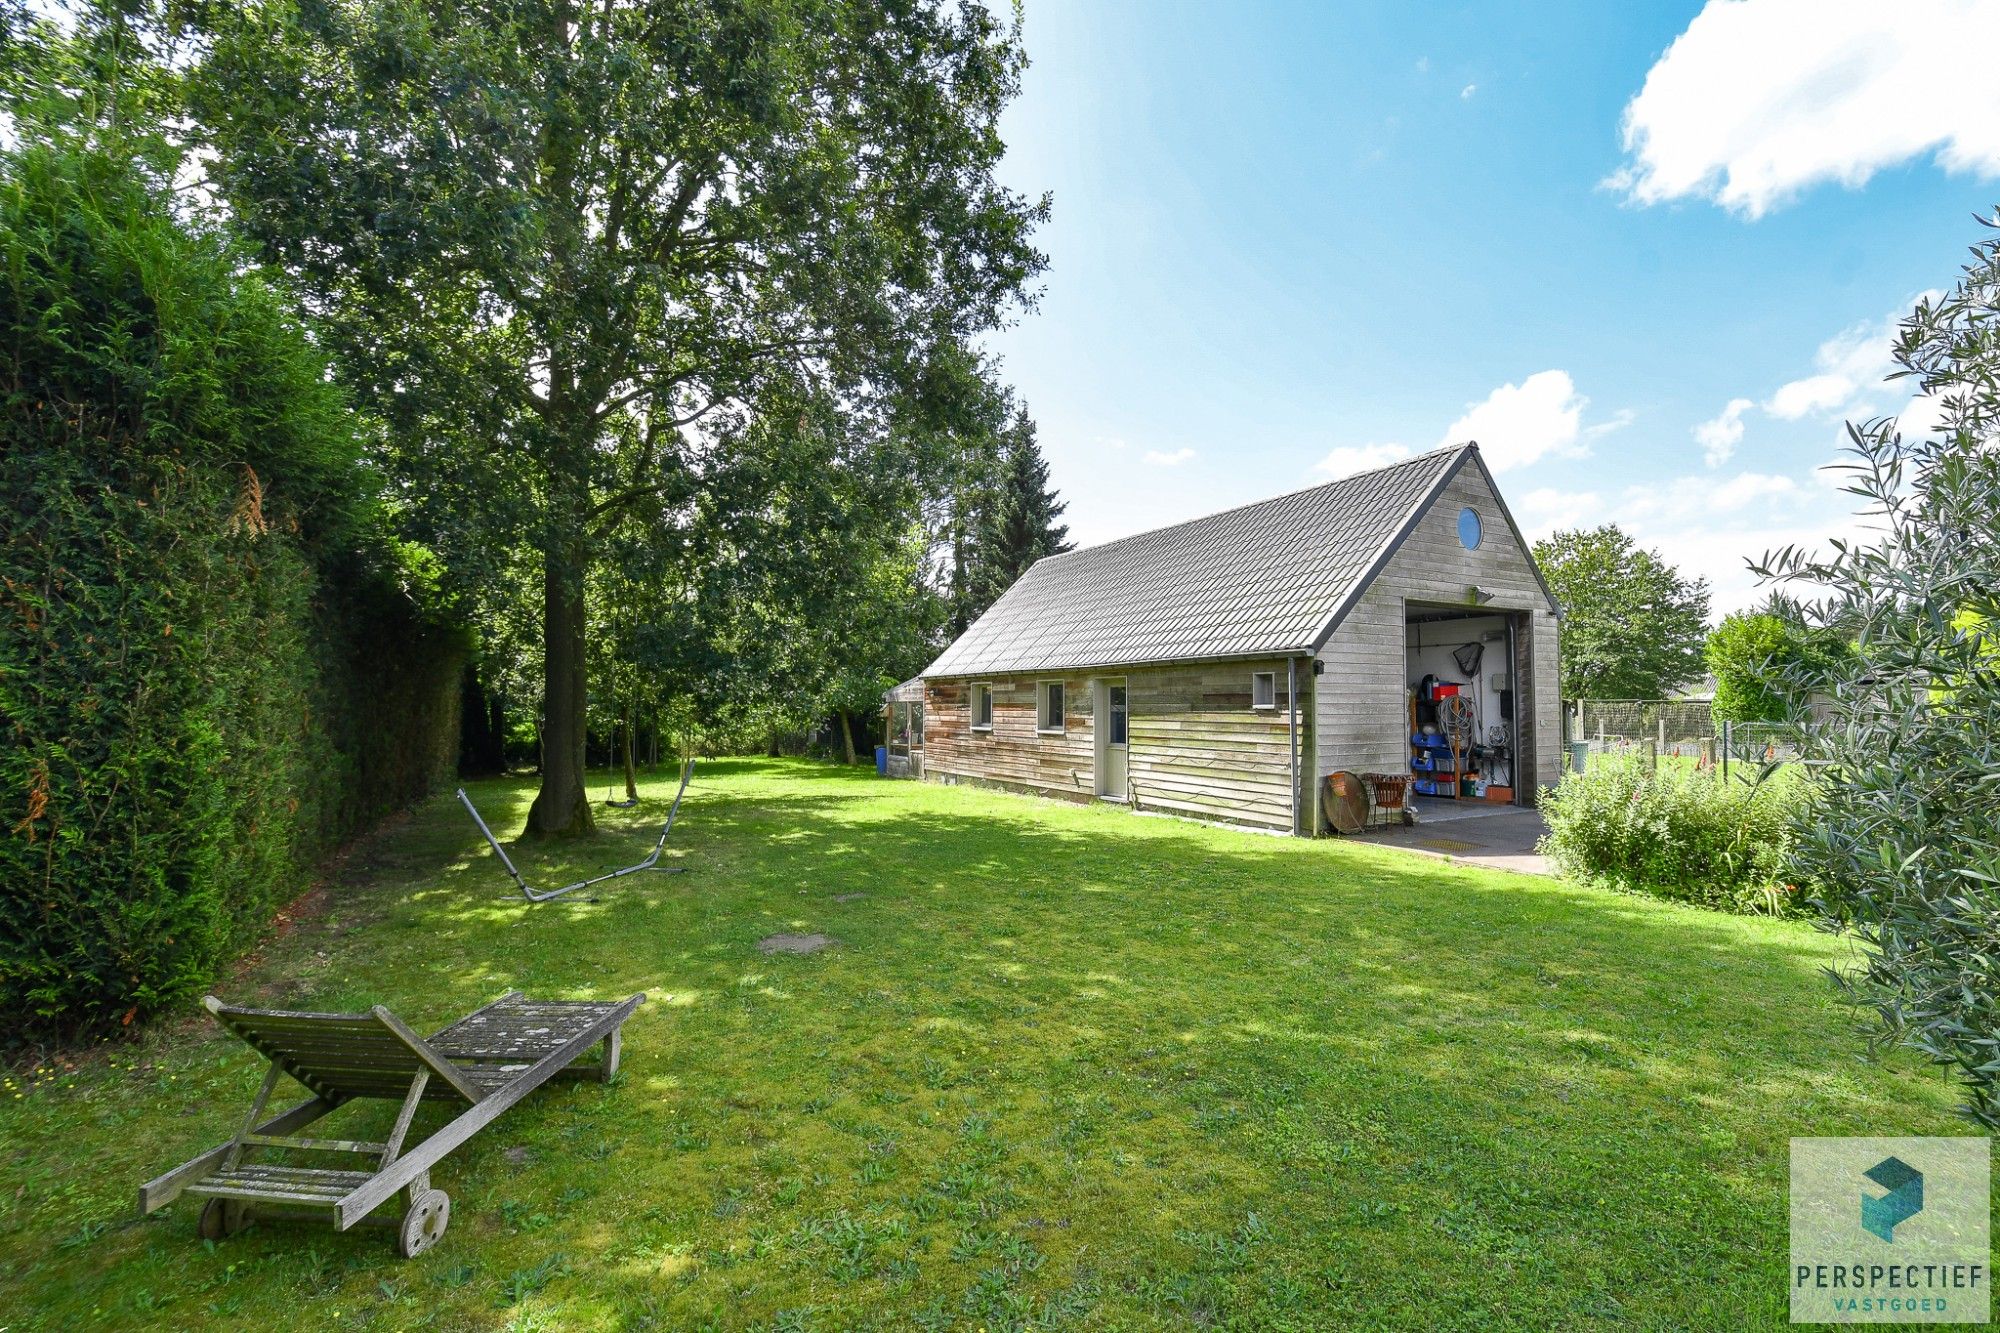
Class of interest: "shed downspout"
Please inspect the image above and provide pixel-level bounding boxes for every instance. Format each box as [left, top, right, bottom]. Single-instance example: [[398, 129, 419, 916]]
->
[[1286, 657, 1299, 835]]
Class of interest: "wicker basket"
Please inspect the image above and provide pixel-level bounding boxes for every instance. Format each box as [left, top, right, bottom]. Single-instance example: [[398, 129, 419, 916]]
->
[[1361, 773, 1412, 827]]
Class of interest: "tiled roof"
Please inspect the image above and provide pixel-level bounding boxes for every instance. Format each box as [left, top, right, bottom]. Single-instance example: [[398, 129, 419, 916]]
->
[[925, 443, 1473, 678]]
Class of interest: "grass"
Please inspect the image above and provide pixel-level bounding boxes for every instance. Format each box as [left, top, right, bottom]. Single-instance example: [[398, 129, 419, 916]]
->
[[0, 757, 1966, 1331]]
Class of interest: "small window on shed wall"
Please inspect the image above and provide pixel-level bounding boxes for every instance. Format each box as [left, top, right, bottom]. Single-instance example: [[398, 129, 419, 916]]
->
[[1037, 681, 1066, 734], [971, 683, 993, 730], [1251, 671, 1277, 710]]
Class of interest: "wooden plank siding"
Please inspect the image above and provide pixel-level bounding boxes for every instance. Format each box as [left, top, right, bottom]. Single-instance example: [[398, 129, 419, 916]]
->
[[1313, 466, 1561, 798], [1125, 660, 1302, 832], [924, 658, 1309, 833], [923, 677, 1097, 799]]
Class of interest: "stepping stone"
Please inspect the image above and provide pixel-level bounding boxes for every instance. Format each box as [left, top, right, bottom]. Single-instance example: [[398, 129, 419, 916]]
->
[[758, 932, 837, 955]]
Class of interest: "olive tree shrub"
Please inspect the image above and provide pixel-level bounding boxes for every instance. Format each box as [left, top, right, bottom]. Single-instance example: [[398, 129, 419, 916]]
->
[[1759, 213, 2000, 1126]]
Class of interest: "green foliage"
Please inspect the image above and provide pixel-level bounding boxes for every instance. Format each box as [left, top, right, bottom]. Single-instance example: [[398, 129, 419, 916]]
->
[[1538, 757, 1809, 915], [1758, 213, 2000, 1127], [191, 0, 1050, 837], [1533, 525, 1711, 699], [965, 410, 1071, 620], [1704, 608, 1849, 723], [0, 141, 460, 1035], [632, 396, 949, 750]]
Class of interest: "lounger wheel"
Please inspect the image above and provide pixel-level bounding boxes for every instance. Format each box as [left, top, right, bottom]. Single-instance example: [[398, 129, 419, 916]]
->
[[398, 1188, 450, 1258], [197, 1197, 251, 1240]]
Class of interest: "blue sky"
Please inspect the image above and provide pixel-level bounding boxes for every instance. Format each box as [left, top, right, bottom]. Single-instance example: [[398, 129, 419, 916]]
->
[[985, 0, 2000, 612]]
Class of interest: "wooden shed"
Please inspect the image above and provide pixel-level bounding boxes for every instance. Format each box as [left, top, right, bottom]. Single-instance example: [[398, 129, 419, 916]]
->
[[917, 442, 1561, 835]]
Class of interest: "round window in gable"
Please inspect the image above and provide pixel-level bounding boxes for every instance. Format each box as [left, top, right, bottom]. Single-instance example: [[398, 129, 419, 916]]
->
[[1458, 506, 1483, 550]]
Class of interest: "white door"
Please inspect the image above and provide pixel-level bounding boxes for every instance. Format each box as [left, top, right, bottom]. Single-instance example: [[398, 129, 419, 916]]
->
[[1096, 679, 1128, 800]]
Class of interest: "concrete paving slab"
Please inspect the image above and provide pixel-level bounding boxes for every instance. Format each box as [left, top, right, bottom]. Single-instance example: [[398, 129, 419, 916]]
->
[[1352, 800, 1552, 876]]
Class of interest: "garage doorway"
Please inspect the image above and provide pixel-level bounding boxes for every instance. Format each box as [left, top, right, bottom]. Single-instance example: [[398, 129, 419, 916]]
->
[[1405, 604, 1527, 807]]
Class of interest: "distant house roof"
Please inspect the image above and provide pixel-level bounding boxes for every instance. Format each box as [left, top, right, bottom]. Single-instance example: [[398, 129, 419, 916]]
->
[[926, 442, 1501, 679]]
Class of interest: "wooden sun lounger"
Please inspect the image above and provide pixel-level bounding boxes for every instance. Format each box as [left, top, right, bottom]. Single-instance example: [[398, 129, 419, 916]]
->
[[139, 990, 644, 1256]]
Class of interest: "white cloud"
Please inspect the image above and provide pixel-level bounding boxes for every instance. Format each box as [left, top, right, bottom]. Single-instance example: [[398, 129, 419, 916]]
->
[[1709, 471, 1800, 511], [1584, 408, 1637, 440], [1142, 447, 1195, 467], [1695, 294, 1939, 466], [1519, 468, 1839, 614], [1517, 486, 1604, 535], [1693, 397, 1754, 466], [1764, 373, 1854, 421], [1440, 369, 1589, 472], [1618, 471, 1804, 528], [1898, 390, 1951, 439], [1607, 0, 2000, 218], [1415, 56, 1430, 74], [1642, 509, 1886, 615], [1460, 83, 1477, 100], [1762, 302, 1929, 420], [1314, 442, 1410, 477]]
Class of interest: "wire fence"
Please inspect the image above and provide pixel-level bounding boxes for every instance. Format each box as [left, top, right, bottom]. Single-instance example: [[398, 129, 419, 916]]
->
[[1561, 699, 1804, 780]]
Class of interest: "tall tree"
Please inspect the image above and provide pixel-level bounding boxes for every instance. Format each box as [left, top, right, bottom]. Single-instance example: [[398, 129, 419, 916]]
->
[[191, 0, 1047, 837], [1704, 607, 1849, 723], [697, 395, 944, 756], [909, 346, 1013, 640], [1533, 525, 1710, 699], [965, 409, 1069, 618], [943, 457, 999, 640]]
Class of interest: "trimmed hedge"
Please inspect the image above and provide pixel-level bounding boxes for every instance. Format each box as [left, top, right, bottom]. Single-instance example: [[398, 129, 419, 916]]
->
[[1, 145, 463, 1036]]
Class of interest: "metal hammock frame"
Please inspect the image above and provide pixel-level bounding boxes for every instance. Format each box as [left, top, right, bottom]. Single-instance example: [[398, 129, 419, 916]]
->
[[456, 759, 693, 903]]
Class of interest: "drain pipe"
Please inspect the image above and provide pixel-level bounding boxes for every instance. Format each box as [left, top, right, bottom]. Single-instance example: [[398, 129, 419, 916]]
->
[[1287, 657, 1299, 835]]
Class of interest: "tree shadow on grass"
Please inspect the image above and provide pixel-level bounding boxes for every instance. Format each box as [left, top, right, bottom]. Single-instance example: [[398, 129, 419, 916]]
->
[[384, 777, 1937, 1168], [14, 758, 1962, 1331]]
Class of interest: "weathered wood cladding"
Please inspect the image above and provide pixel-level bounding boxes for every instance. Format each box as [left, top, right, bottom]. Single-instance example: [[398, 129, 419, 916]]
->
[[1313, 465, 1561, 795], [924, 658, 1305, 832], [923, 676, 1096, 800], [1125, 659, 1302, 831]]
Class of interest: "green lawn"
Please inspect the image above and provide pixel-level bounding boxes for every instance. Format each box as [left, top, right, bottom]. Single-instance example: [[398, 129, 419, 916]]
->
[[0, 758, 1966, 1330]]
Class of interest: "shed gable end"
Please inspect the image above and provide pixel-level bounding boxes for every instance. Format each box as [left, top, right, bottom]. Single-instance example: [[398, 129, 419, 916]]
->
[[1310, 450, 1555, 651]]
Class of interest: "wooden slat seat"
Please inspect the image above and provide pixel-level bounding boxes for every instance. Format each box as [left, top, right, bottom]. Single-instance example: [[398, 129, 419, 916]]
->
[[206, 995, 632, 1105], [189, 1165, 375, 1207], [429, 997, 625, 1062], [460, 1062, 532, 1090]]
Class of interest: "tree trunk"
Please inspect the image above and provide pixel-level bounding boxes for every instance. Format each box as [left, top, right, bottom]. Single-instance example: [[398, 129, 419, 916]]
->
[[526, 541, 595, 838], [839, 709, 857, 764], [622, 702, 639, 801]]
